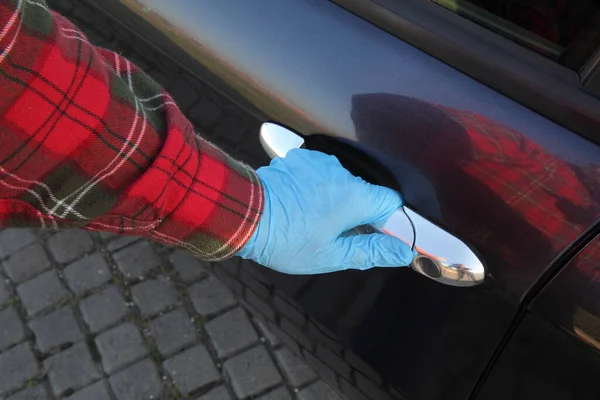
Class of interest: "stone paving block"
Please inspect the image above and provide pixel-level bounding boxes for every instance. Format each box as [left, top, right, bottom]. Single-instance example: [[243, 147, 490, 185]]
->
[[148, 308, 197, 357], [79, 285, 129, 333], [281, 318, 312, 350], [3, 243, 51, 284], [345, 351, 382, 384], [275, 347, 317, 388], [257, 387, 293, 400], [29, 306, 83, 353], [224, 346, 282, 399], [298, 382, 345, 400], [0, 307, 25, 351], [274, 296, 305, 326], [355, 373, 391, 400], [5, 384, 49, 400], [131, 277, 178, 318], [65, 380, 111, 400], [163, 345, 219, 395], [0, 229, 37, 259], [0, 343, 39, 395], [169, 250, 207, 282], [264, 321, 300, 355], [302, 351, 337, 390], [0, 278, 8, 305], [197, 386, 233, 400], [17, 270, 68, 316], [205, 307, 258, 358], [95, 322, 148, 374], [255, 318, 282, 347], [245, 291, 276, 321], [106, 235, 140, 251], [64, 254, 111, 294], [113, 241, 161, 281], [340, 379, 368, 400], [109, 358, 163, 400], [317, 346, 351, 379], [189, 276, 236, 316], [98, 231, 118, 241], [48, 230, 94, 264], [44, 342, 101, 396]]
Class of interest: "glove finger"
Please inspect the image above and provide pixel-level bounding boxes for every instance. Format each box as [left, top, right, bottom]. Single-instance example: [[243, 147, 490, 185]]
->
[[334, 233, 415, 270], [343, 183, 403, 230]]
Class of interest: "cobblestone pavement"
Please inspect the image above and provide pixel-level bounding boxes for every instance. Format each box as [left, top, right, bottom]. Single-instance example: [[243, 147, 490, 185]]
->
[[0, 229, 344, 400]]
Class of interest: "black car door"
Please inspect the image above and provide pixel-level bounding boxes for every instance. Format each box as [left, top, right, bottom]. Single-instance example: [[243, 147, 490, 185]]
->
[[473, 230, 600, 400]]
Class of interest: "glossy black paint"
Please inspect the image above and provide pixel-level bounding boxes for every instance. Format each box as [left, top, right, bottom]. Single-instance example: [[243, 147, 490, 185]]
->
[[475, 235, 600, 400], [93, 0, 600, 399]]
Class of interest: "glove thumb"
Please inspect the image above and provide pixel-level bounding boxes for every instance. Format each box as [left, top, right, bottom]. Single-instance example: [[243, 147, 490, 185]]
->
[[335, 233, 415, 270]]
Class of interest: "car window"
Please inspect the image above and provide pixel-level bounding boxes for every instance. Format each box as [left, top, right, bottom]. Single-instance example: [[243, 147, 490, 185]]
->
[[432, 0, 600, 68]]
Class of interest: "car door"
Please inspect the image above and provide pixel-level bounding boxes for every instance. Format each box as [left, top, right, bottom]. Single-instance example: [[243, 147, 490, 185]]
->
[[473, 229, 600, 400], [87, 0, 600, 399]]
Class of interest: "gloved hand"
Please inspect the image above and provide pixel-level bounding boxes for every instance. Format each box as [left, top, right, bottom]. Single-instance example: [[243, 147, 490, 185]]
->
[[237, 149, 415, 274]]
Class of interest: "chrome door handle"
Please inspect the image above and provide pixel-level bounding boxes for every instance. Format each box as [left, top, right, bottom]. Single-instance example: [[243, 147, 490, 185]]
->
[[259, 122, 485, 287]]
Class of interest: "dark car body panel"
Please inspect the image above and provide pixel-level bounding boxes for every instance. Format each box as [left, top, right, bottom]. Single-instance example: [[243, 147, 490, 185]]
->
[[93, 1, 600, 399], [475, 234, 600, 400]]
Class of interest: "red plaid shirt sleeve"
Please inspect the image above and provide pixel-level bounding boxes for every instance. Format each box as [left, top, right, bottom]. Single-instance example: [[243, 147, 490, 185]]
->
[[0, 0, 263, 260]]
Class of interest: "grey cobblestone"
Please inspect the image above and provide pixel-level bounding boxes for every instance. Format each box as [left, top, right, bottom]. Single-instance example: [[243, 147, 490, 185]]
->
[[29, 306, 83, 353], [109, 358, 163, 400], [190, 276, 236, 316], [255, 319, 282, 347], [0, 278, 8, 305], [95, 322, 148, 374], [113, 241, 161, 281], [3, 243, 51, 284], [64, 254, 111, 294], [275, 347, 317, 388], [163, 345, 219, 394], [0, 229, 37, 259], [258, 387, 293, 400], [44, 342, 101, 396], [65, 381, 111, 400], [48, 230, 94, 264], [205, 307, 258, 358], [148, 308, 197, 357], [198, 386, 233, 400], [340, 379, 368, 400], [5, 384, 49, 400], [17, 270, 68, 316], [245, 290, 276, 321], [224, 346, 282, 399], [169, 250, 207, 282], [131, 277, 178, 318], [355, 373, 391, 400], [298, 382, 345, 400], [106, 236, 140, 251], [0, 342, 39, 395], [79, 285, 130, 333], [0, 307, 26, 351], [318, 346, 351, 379], [274, 296, 305, 326]]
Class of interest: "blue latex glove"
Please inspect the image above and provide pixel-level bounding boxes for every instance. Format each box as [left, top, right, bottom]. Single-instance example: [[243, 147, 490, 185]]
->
[[237, 149, 415, 274]]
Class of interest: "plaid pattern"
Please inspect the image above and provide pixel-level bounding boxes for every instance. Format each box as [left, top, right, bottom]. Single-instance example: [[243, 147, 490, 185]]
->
[[0, 0, 263, 260], [442, 108, 600, 279]]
